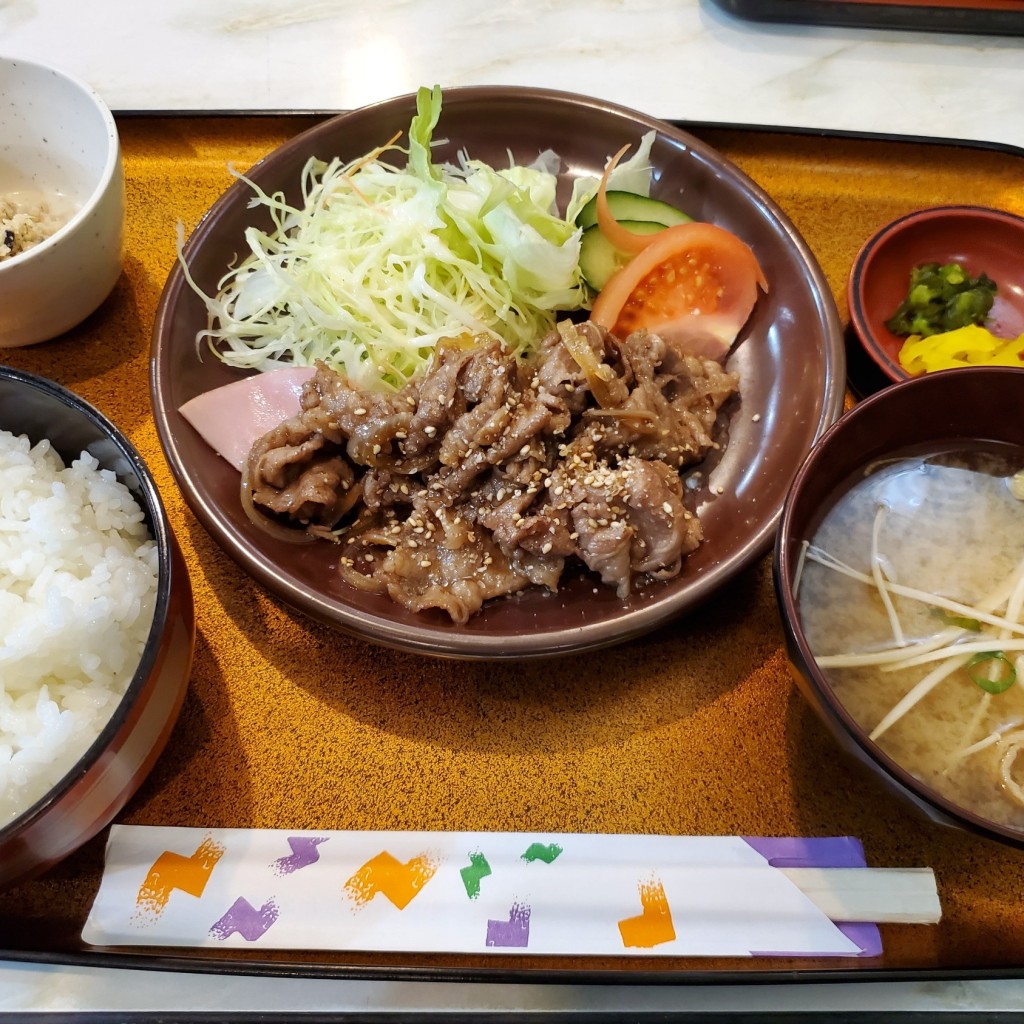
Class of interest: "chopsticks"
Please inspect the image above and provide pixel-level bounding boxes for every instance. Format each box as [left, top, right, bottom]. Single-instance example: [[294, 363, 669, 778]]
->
[[781, 867, 941, 923]]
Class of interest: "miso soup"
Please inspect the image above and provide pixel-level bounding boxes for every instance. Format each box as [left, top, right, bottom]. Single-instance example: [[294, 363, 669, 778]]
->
[[798, 443, 1024, 832]]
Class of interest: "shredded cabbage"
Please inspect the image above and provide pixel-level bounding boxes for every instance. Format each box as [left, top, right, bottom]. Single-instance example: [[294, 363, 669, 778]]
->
[[566, 131, 658, 223], [182, 86, 596, 392]]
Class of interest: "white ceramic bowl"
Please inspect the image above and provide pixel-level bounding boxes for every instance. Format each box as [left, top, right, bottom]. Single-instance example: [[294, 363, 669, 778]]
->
[[0, 55, 125, 348]]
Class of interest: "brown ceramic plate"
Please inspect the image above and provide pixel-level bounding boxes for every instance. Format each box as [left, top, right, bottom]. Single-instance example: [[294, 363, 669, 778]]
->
[[152, 86, 844, 660], [848, 205, 1024, 384]]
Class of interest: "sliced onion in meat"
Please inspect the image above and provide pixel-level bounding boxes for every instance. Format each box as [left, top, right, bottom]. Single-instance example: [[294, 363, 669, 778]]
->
[[585, 407, 659, 431], [338, 560, 388, 593], [240, 476, 317, 544], [337, 534, 390, 593], [557, 321, 619, 408], [332, 480, 364, 520]]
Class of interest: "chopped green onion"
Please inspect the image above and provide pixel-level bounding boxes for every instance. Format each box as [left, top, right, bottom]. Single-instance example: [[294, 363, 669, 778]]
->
[[966, 651, 1017, 694], [932, 608, 982, 631]]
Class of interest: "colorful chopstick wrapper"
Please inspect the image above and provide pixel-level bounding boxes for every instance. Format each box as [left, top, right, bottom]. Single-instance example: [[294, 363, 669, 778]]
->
[[83, 828, 876, 956]]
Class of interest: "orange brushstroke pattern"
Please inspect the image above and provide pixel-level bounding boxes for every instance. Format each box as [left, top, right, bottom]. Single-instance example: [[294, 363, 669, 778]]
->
[[617, 876, 677, 949], [135, 836, 226, 920], [343, 851, 438, 910]]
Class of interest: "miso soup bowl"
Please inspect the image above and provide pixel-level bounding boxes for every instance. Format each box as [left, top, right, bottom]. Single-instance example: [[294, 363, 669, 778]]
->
[[774, 366, 1024, 848], [0, 367, 194, 888]]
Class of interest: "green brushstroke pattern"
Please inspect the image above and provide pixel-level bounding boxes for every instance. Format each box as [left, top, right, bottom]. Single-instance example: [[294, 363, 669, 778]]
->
[[460, 851, 492, 899], [521, 842, 563, 864]]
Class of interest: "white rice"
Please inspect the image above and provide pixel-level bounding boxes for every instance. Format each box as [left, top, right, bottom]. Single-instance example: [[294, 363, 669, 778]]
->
[[0, 429, 158, 826]]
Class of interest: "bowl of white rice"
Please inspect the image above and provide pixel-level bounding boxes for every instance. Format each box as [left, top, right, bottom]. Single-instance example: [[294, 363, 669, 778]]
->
[[0, 366, 194, 888]]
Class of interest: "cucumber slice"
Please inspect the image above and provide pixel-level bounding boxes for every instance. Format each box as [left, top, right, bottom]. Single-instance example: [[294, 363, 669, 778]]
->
[[579, 221, 665, 291], [576, 190, 692, 231]]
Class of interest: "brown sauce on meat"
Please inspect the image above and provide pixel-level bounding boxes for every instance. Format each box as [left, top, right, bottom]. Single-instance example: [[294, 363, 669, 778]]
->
[[245, 323, 738, 622]]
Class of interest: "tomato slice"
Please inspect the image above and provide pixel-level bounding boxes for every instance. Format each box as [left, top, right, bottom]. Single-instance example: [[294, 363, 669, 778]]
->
[[588, 221, 768, 362]]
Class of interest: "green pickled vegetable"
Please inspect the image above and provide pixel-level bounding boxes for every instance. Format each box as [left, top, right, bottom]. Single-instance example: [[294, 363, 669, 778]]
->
[[885, 262, 997, 338]]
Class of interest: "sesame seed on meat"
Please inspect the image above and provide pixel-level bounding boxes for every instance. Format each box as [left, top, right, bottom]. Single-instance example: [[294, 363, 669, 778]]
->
[[245, 324, 738, 621]]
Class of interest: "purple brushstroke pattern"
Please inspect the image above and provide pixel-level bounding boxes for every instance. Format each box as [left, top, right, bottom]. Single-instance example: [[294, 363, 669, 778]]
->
[[741, 836, 882, 957], [272, 836, 329, 876], [742, 836, 867, 869], [209, 897, 279, 942], [486, 902, 531, 948]]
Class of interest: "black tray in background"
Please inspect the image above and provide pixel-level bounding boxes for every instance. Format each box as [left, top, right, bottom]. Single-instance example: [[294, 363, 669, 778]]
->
[[710, 0, 1024, 36]]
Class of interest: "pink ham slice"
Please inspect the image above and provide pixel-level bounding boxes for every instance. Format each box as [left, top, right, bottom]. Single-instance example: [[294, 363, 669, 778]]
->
[[178, 366, 315, 472]]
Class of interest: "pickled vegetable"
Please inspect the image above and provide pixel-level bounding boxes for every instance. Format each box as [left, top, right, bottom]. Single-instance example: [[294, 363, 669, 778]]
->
[[898, 324, 1024, 375], [886, 262, 997, 338]]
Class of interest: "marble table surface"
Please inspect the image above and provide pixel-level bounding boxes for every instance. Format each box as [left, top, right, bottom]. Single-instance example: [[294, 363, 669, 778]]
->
[[3, 0, 1024, 1015], [3, 0, 1024, 151]]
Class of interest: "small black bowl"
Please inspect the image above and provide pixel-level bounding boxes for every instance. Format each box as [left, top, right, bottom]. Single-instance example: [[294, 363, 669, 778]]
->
[[774, 366, 1024, 848], [0, 367, 195, 887]]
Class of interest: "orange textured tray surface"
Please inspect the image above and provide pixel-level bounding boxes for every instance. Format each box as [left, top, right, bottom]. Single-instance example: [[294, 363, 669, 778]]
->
[[2, 118, 1024, 978]]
